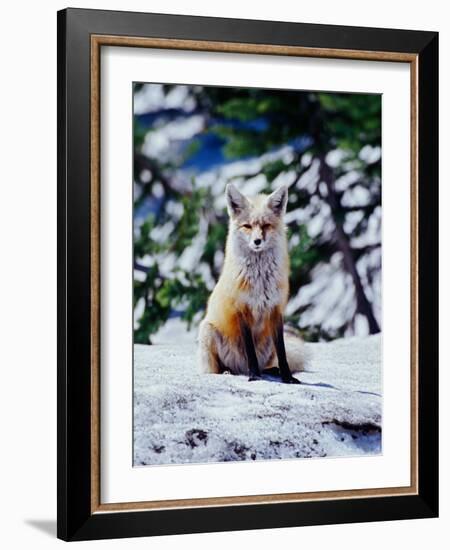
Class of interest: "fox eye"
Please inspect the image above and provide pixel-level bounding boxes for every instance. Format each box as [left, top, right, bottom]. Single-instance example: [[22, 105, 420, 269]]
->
[[262, 224, 271, 230], [242, 224, 251, 229]]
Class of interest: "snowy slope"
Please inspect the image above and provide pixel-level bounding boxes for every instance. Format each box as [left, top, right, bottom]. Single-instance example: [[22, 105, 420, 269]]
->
[[133, 335, 382, 466]]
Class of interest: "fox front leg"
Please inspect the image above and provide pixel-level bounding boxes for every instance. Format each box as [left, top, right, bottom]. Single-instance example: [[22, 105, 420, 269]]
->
[[240, 321, 261, 381], [272, 313, 301, 384]]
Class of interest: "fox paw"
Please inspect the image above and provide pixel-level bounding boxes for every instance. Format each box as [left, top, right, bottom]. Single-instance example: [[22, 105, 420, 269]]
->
[[282, 376, 301, 385], [248, 374, 262, 382]]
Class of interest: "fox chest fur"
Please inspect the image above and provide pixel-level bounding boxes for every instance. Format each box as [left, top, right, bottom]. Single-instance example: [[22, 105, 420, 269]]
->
[[236, 247, 288, 315]]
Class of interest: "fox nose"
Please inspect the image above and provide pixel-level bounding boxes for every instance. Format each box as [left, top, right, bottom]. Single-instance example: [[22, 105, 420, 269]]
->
[[254, 239, 261, 246]]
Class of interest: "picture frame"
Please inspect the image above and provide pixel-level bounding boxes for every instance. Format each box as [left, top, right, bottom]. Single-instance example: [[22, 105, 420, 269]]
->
[[57, 7, 438, 541]]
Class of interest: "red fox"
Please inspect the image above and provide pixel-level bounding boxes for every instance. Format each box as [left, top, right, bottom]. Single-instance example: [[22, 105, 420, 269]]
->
[[198, 184, 305, 383]]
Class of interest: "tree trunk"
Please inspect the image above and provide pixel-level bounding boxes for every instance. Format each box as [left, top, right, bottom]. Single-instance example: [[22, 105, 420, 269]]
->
[[318, 156, 380, 334]]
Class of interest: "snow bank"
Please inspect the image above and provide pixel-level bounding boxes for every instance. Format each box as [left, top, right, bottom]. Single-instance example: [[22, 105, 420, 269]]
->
[[133, 335, 382, 466]]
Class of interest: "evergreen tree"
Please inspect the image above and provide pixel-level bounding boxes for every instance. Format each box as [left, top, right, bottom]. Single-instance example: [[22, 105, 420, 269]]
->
[[133, 84, 381, 343]]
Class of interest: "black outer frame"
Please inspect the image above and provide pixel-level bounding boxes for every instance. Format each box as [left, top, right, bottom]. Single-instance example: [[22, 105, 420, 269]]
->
[[57, 7, 438, 542]]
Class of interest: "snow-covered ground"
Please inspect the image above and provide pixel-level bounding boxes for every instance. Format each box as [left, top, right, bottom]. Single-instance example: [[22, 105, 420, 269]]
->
[[133, 335, 382, 466]]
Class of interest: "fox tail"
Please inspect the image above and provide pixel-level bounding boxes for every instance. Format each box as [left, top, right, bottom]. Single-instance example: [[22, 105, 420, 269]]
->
[[284, 329, 309, 373]]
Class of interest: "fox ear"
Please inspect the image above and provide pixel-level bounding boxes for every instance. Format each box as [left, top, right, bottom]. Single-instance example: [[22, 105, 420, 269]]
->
[[267, 185, 288, 216], [226, 184, 249, 217]]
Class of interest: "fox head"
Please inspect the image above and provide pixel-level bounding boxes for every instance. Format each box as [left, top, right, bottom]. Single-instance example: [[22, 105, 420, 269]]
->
[[225, 183, 288, 254]]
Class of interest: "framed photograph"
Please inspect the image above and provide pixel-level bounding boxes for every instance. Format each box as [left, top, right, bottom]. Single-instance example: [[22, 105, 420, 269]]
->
[[57, 8, 438, 541]]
